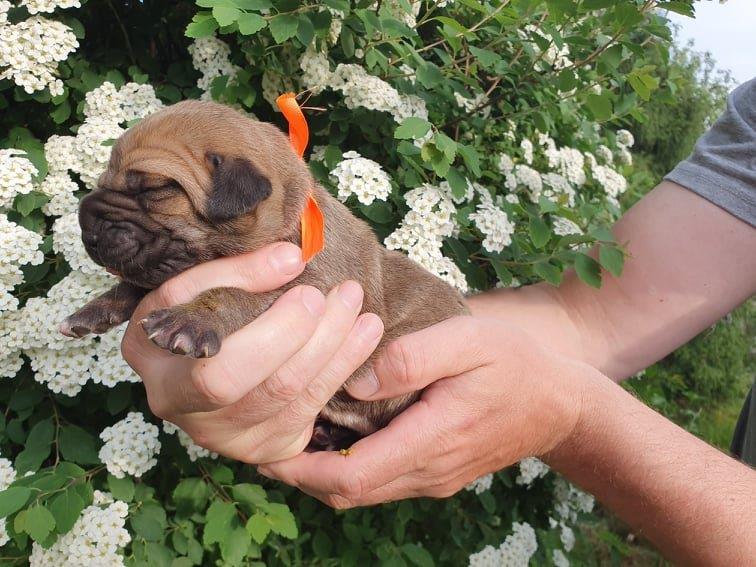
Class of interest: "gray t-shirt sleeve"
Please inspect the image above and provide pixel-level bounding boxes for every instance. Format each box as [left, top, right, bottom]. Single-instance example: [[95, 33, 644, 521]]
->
[[664, 77, 756, 227]]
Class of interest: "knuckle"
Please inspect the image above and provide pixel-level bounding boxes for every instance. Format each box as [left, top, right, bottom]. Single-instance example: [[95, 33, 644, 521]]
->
[[298, 378, 332, 413], [335, 469, 368, 501], [190, 365, 238, 407], [384, 338, 423, 387], [325, 493, 355, 510], [155, 278, 191, 308], [264, 366, 306, 405]]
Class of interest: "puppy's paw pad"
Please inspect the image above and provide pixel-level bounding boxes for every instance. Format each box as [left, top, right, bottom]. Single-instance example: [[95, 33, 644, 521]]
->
[[141, 309, 222, 358]]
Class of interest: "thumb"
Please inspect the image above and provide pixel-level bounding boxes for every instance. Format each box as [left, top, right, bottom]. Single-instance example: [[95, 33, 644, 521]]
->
[[345, 316, 491, 400]]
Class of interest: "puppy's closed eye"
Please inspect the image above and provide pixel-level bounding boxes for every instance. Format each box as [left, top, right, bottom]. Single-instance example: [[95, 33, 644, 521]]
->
[[205, 154, 273, 224]]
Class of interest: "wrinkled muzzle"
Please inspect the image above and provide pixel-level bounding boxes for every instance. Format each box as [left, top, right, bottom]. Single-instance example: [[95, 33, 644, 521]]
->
[[78, 189, 198, 289]]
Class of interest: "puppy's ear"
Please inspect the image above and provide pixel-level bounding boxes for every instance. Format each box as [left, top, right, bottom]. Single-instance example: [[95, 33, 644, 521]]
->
[[206, 154, 272, 223]]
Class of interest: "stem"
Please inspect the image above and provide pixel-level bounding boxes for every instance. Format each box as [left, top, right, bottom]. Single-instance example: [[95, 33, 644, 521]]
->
[[106, 0, 137, 67]]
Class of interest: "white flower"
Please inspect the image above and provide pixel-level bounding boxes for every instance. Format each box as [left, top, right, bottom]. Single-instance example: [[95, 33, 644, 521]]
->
[[38, 172, 79, 216], [465, 474, 493, 494], [19, 0, 81, 14], [589, 161, 627, 200], [0, 214, 44, 298], [53, 212, 105, 275], [595, 144, 613, 164], [90, 324, 141, 388], [516, 457, 550, 486], [553, 549, 570, 567], [0, 456, 16, 547], [454, 91, 490, 118], [188, 35, 239, 98], [552, 217, 583, 236], [498, 153, 514, 174], [299, 50, 331, 94], [616, 146, 633, 166], [469, 522, 538, 567], [163, 421, 218, 462], [506, 164, 543, 201], [0, 16, 78, 94], [545, 145, 586, 187], [99, 412, 161, 478], [541, 172, 576, 207], [560, 524, 576, 552], [520, 139, 534, 164], [616, 129, 635, 148], [0, 149, 37, 209], [554, 478, 595, 523], [330, 151, 392, 205], [469, 202, 515, 253], [29, 499, 130, 566]]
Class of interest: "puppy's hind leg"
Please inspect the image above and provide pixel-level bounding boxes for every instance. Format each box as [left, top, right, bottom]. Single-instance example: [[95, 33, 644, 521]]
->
[[61, 282, 147, 338]]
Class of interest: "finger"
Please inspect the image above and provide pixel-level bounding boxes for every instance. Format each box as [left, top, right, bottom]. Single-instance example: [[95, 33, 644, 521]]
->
[[276, 312, 384, 429], [259, 395, 441, 499], [135, 242, 305, 316], [345, 316, 494, 400], [222, 281, 368, 424], [172, 285, 326, 412]]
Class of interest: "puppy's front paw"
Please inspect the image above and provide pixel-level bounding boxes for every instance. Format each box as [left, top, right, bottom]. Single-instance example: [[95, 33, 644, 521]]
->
[[61, 300, 127, 338], [141, 307, 222, 358]]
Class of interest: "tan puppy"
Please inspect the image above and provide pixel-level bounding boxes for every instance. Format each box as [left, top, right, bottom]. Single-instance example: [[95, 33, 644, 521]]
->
[[62, 100, 468, 448]]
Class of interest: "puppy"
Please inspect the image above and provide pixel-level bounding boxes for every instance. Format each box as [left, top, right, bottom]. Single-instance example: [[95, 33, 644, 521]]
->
[[62, 100, 468, 449]]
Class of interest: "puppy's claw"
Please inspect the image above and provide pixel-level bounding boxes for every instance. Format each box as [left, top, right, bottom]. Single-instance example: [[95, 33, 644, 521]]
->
[[147, 331, 160, 340], [141, 308, 222, 358]]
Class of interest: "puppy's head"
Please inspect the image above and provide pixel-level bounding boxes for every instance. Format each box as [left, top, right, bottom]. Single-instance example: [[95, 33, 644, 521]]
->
[[79, 100, 311, 289]]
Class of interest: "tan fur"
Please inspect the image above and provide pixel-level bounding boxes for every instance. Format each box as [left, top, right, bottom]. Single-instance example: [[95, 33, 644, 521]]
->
[[64, 100, 468, 440]]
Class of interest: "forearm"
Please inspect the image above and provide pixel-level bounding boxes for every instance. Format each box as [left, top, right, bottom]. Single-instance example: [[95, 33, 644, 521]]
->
[[470, 182, 756, 381], [545, 369, 756, 565]]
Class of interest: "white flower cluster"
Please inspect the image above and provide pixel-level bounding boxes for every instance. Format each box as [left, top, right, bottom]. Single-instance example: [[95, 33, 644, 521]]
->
[[0, 149, 37, 208], [385, 183, 468, 292], [299, 51, 428, 123], [522, 24, 572, 70], [188, 35, 239, 98], [29, 492, 130, 566], [330, 151, 393, 205], [553, 549, 570, 567], [469, 201, 515, 253], [0, 214, 44, 313], [0, 455, 17, 547], [586, 153, 627, 204], [553, 478, 595, 524], [465, 473, 493, 495], [505, 164, 543, 201], [552, 216, 583, 236], [615, 129, 635, 166], [468, 522, 538, 567], [0, 10, 78, 95], [515, 457, 550, 487], [20, 0, 81, 14], [544, 144, 586, 188], [595, 144, 613, 165], [90, 325, 141, 388], [84, 81, 162, 124], [99, 412, 161, 479], [454, 91, 491, 118], [163, 421, 218, 462]]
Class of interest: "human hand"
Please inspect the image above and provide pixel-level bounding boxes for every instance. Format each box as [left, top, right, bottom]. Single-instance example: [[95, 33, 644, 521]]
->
[[120, 242, 384, 463], [257, 316, 596, 508]]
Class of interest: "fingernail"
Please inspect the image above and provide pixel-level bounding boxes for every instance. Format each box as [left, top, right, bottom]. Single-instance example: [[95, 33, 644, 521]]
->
[[337, 280, 363, 310], [348, 367, 380, 398], [300, 286, 325, 317], [269, 243, 304, 275]]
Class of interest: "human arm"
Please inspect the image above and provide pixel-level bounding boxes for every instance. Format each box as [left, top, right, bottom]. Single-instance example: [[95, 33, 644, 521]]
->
[[468, 180, 756, 382], [259, 317, 756, 565]]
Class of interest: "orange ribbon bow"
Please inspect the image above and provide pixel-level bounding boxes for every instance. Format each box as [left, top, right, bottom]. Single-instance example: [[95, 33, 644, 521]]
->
[[276, 92, 325, 263]]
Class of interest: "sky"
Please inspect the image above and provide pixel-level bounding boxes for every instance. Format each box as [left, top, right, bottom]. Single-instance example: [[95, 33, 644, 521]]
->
[[667, 0, 756, 85]]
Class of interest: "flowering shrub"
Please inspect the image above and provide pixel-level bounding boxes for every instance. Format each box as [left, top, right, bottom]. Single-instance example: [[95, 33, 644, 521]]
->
[[0, 0, 697, 564]]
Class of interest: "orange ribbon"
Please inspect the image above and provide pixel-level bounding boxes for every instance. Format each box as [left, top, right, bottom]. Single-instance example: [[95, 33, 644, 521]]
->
[[276, 92, 325, 263]]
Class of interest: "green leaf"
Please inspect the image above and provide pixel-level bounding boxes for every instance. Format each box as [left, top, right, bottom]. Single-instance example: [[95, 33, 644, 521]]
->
[[599, 245, 624, 277], [220, 526, 250, 565], [16, 419, 54, 474], [131, 503, 167, 542], [107, 474, 135, 502], [394, 117, 431, 140], [49, 490, 85, 534], [50, 100, 71, 124], [529, 216, 551, 248], [359, 201, 394, 224], [59, 425, 100, 465], [213, 6, 241, 26], [434, 132, 457, 162], [416, 63, 444, 88], [557, 69, 577, 92], [269, 14, 299, 43], [296, 14, 315, 46], [490, 259, 513, 287], [457, 144, 481, 177], [469, 46, 499, 69], [203, 501, 236, 546], [0, 487, 32, 518], [312, 530, 332, 558], [585, 93, 613, 121], [627, 71, 659, 102], [24, 505, 56, 543], [534, 261, 563, 286], [324, 0, 350, 13], [14, 192, 49, 216], [246, 512, 270, 544], [173, 478, 210, 516], [401, 543, 434, 567], [264, 503, 297, 539], [231, 484, 267, 511], [234, 0, 273, 9], [575, 253, 602, 288], [237, 13, 267, 35], [185, 13, 219, 38], [445, 167, 467, 201]]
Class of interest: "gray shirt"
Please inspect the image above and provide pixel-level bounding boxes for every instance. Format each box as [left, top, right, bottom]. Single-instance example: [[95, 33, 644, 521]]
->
[[664, 77, 756, 465]]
